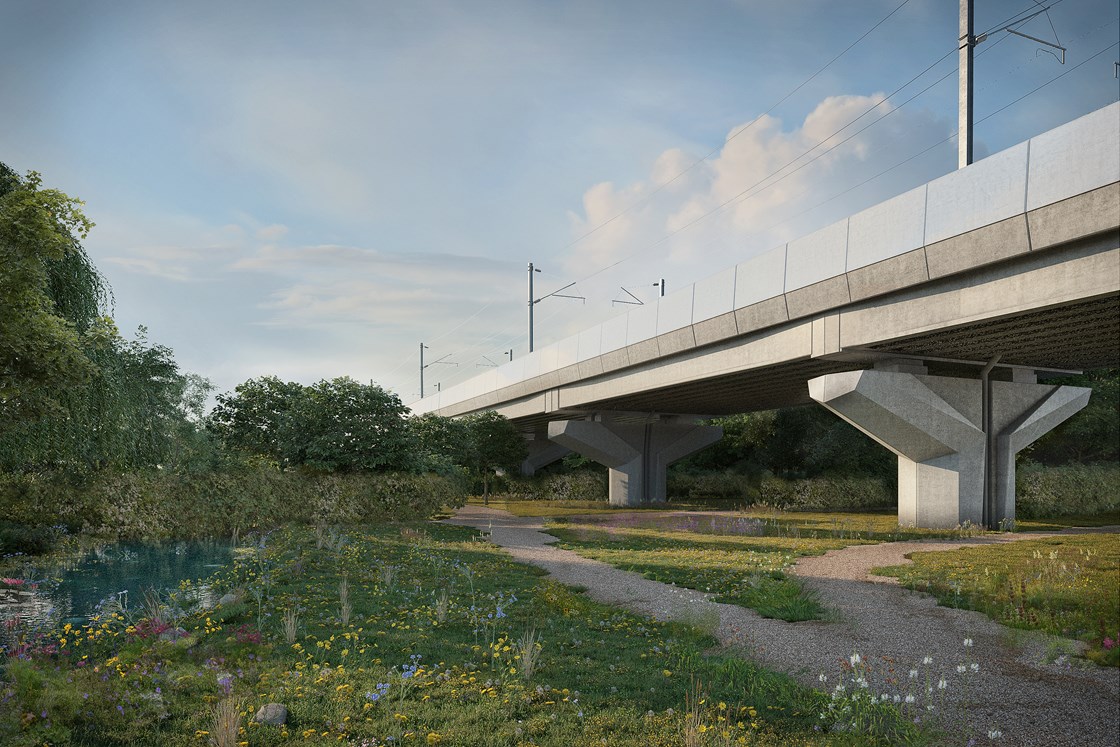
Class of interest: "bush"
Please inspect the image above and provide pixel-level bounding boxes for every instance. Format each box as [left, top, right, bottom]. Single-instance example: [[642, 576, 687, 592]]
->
[[757, 475, 892, 512], [0, 467, 468, 545], [1016, 462, 1120, 519], [667, 471, 758, 502], [498, 471, 607, 502]]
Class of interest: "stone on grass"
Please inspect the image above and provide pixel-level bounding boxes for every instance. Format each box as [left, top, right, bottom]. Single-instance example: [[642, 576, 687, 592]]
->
[[217, 591, 240, 606], [254, 703, 287, 725]]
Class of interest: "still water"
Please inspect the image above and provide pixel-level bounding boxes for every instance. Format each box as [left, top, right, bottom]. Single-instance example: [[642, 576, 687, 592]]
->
[[0, 540, 233, 649]]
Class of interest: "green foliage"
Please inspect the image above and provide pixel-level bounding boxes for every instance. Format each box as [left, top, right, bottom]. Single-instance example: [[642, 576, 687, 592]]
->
[[0, 322, 207, 472], [0, 466, 465, 542], [1015, 462, 1120, 519], [758, 475, 893, 512], [1027, 369, 1119, 465], [678, 407, 893, 481], [209, 376, 415, 473], [0, 165, 102, 421], [289, 377, 413, 472], [409, 411, 472, 473], [498, 470, 608, 502]]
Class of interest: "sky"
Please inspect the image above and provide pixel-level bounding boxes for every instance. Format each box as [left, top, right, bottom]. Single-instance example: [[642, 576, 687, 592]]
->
[[2, 0, 1117, 405]]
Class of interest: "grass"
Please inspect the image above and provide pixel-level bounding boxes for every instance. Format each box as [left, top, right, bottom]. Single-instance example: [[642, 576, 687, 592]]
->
[[873, 534, 1120, 666], [1015, 511, 1120, 531], [0, 521, 927, 746], [538, 505, 999, 623]]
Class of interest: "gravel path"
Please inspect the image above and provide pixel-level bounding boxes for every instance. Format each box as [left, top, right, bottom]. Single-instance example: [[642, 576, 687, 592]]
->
[[445, 505, 1120, 746]]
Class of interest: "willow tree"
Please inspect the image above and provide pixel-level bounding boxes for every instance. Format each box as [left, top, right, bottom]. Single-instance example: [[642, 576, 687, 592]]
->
[[0, 164, 201, 473]]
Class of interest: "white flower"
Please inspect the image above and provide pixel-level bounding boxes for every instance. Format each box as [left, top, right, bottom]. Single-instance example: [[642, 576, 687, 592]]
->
[[819, 673, 827, 683], [849, 653, 862, 666], [922, 655, 934, 665], [970, 662, 980, 673], [957, 664, 967, 674], [905, 694, 916, 704], [937, 678, 948, 690], [988, 729, 1003, 739], [909, 669, 918, 679], [963, 638, 973, 647], [893, 694, 901, 703]]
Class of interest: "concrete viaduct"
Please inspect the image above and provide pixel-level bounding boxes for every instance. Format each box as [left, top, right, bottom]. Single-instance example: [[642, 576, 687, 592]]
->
[[412, 103, 1120, 528]]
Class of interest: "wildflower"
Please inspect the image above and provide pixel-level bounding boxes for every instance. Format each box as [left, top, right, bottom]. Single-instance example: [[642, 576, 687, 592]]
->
[[963, 638, 973, 647], [922, 655, 933, 665], [970, 662, 980, 673], [818, 674, 827, 683], [957, 664, 967, 674], [987, 729, 1003, 739], [849, 653, 862, 666], [905, 694, 915, 704], [1102, 637, 1115, 650], [937, 678, 948, 690], [909, 669, 918, 679]]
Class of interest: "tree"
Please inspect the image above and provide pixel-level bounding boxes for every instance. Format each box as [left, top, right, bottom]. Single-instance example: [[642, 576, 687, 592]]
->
[[209, 376, 415, 473], [461, 411, 527, 503], [1026, 369, 1119, 465], [410, 412, 472, 474], [209, 376, 305, 465], [0, 164, 105, 422], [287, 377, 414, 473]]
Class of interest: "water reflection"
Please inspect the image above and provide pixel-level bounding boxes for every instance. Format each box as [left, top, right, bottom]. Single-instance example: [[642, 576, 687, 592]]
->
[[0, 540, 232, 651]]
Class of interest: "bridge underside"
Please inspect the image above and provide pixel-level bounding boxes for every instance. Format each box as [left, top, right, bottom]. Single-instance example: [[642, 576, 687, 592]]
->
[[503, 234, 1119, 526], [513, 292, 1118, 431]]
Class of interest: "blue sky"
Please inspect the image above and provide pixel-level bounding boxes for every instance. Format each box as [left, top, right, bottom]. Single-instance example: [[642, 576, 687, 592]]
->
[[2, 0, 1117, 403]]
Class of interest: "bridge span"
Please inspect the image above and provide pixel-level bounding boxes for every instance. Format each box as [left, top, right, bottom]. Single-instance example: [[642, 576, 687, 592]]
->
[[412, 103, 1120, 528]]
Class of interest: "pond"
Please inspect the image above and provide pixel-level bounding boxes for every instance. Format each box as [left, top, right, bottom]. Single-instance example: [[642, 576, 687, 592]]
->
[[0, 540, 233, 652]]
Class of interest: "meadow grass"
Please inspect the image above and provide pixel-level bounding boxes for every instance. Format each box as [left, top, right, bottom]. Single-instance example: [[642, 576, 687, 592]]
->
[[540, 505, 994, 623], [0, 522, 926, 746], [873, 534, 1120, 666]]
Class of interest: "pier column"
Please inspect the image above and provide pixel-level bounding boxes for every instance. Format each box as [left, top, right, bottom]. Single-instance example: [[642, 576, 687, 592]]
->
[[808, 370, 1089, 528], [547, 414, 723, 506], [520, 435, 572, 477]]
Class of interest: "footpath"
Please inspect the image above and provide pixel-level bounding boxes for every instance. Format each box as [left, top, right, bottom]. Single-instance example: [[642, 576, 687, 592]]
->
[[445, 505, 1120, 747]]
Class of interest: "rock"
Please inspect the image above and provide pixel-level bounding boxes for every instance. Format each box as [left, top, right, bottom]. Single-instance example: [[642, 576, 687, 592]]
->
[[158, 627, 188, 642], [254, 703, 287, 725], [217, 592, 240, 606]]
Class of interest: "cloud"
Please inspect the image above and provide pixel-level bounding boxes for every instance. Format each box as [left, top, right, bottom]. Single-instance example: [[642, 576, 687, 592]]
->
[[561, 94, 953, 282]]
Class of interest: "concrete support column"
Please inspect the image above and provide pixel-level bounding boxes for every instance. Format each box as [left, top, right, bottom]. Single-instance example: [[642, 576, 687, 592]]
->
[[547, 415, 723, 506], [808, 370, 1089, 528], [520, 436, 572, 477]]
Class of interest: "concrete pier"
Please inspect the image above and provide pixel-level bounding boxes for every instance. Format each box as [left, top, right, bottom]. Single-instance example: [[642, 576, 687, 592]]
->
[[809, 370, 1090, 528], [547, 414, 722, 506]]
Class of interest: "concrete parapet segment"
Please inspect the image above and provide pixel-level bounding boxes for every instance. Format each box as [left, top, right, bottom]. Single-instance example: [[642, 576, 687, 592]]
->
[[547, 414, 723, 506], [808, 371, 1089, 529]]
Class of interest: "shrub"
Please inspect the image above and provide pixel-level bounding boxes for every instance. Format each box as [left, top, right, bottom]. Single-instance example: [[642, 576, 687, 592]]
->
[[0, 467, 467, 545], [499, 471, 607, 502], [757, 475, 892, 512], [667, 471, 758, 502], [1016, 462, 1120, 518]]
